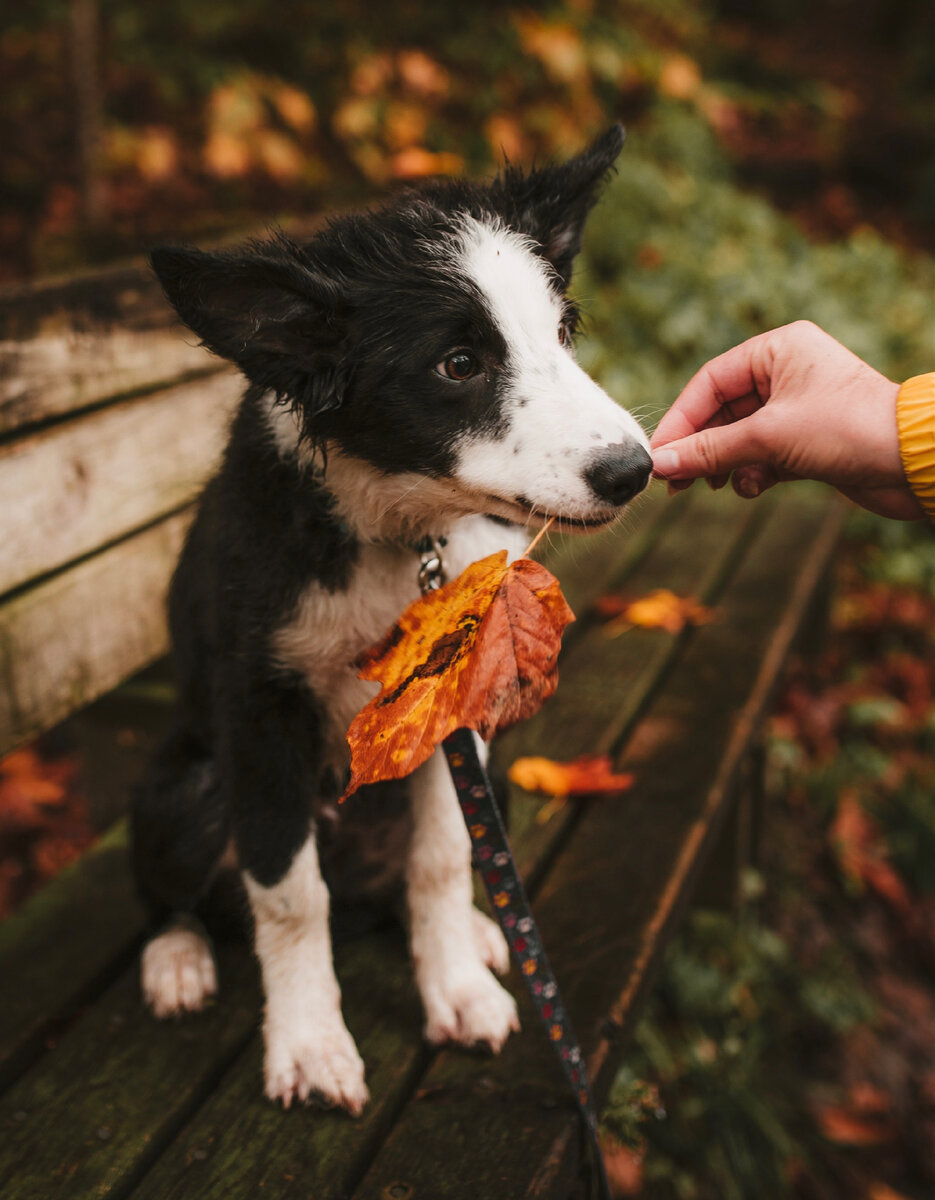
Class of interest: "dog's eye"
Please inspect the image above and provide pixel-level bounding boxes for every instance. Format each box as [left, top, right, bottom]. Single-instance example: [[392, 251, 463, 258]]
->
[[437, 351, 478, 381]]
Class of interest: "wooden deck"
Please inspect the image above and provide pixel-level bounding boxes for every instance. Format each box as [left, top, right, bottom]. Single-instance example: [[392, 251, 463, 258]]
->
[[0, 482, 844, 1200]]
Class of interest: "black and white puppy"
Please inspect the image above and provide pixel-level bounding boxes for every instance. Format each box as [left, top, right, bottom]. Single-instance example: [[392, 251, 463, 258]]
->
[[133, 125, 651, 1115]]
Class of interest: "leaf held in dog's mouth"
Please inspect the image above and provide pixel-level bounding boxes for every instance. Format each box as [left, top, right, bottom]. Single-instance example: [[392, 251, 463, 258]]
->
[[341, 551, 574, 800]]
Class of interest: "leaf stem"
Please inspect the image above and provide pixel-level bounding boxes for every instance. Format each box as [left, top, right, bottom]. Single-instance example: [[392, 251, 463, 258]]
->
[[522, 516, 555, 559]]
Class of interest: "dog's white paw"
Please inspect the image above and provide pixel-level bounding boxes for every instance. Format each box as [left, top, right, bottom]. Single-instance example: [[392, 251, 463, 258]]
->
[[263, 1021, 369, 1116], [471, 907, 511, 976], [422, 964, 519, 1052], [141, 923, 217, 1019]]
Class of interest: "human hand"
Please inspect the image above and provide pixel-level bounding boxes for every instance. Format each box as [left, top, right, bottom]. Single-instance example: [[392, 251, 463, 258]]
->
[[651, 321, 922, 521]]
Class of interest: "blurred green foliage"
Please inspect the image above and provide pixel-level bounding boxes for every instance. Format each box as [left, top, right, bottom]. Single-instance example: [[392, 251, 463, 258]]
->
[[1, 0, 933, 278], [602, 896, 872, 1199], [610, 502, 935, 1197], [576, 102, 935, 426]]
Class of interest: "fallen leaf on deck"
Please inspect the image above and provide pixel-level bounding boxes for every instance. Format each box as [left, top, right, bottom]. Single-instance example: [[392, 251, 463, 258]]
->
[[509, 754, 634, 797], [0, 744, 93, 917], [343, 551, 574, 800], [595, 588, 716, 636], [813, 1102, 896, 1146], [600, 1137, 644, 1195], [0, 747, 75, 835], [509, 754, 634, 825], [868, 1182, 914, 1200]]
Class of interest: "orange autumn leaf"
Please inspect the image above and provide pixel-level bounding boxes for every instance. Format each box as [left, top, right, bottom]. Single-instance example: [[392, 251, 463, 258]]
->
[[396, 49, 451, 99], [595, 588, 715, 636], [658, 54, 702, 101], [600, 1137, 644, 1196], [868, 1184, 914, 1200], [0, 747, 75, 835], [813, 1102, 896, 1146], [391, 147, 464, 178], [342, 551, 574, 800], [508, 755, 634, 798], [830, 789, 913, 917]]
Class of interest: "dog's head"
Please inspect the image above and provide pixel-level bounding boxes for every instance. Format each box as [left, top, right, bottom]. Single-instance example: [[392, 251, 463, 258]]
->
[[152, 125, 650, 535]]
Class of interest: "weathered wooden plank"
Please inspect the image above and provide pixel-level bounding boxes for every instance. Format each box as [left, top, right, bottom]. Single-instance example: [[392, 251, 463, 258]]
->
[[0, 216, 323, 435], [125, 489, 763, 1199], [129, 932, 429, 1200], [347, 494, 844, 1200], [0, 264, 219, 435], [0, 373, 238, 598], [0, 821, 145, 1091], [0, 945, 261, 1200], [0, 511, 192, 756]]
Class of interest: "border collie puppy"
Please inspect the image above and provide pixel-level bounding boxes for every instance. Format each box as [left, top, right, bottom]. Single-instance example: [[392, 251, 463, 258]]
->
[[133, 125, 651, 1114]]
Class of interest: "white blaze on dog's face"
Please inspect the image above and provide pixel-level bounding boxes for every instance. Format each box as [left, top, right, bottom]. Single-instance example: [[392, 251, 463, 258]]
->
[[448, 216, 651, 530]]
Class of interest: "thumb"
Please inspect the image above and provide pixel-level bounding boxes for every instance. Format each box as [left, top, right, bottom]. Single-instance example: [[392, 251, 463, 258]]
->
[[651, 421, 765, 481]]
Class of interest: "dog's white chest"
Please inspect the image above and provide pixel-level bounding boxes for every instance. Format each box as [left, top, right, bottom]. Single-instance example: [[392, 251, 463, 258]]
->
[[272, 517, 527, 762]]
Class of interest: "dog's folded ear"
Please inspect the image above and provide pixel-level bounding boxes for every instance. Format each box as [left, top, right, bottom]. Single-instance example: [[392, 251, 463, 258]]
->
[[151, 234, 347, 414], [498, 123, 625, 286]]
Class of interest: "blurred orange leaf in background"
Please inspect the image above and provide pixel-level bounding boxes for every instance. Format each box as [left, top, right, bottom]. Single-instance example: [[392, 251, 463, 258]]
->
[[0, 746, 94, 917], [595, 588, 716, 636], [515, 15, 588, 85], [0, 748, 73, 834], [391, 147, 464, 179], [508, 754, 634, 798], [509, 753, 634, 825], [397, 50, 450, 99], [813, 1080, 897, 1147], [600, 1137, 645, 1196], [830, 789, 913, 918], [867, 1184, 914, 1200]]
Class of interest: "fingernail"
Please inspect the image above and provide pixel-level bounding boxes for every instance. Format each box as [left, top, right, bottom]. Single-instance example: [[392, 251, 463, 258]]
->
[[736, 476, 761, 499], [652, 448, 679, 477]]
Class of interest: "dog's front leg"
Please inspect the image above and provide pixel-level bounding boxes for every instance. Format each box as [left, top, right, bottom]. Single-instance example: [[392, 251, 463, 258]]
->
[[406, 744, 519, 1051], [243, 835, 368, 1114], [224, 674, 368, 1115]]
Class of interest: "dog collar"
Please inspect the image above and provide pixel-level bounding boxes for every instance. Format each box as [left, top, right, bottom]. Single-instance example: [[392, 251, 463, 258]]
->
[[414, 535, 447, 594]]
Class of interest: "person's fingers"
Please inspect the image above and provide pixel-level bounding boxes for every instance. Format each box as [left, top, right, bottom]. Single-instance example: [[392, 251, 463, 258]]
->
[[652, 416, 769, 481], [730, 465, 774, 499], [651, 334, 773, 448]]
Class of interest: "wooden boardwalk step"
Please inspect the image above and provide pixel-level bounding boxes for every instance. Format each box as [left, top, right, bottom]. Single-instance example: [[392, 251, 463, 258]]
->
[[0, 822, 144, 1090]]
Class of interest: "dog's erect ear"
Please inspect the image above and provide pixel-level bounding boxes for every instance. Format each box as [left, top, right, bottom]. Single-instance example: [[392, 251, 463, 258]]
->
[[151, 235, 347, 414], [498, 124, 625, 286]]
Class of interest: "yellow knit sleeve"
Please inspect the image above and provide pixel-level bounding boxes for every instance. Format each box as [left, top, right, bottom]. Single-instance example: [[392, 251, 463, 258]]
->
[[896, 372, 935, 523]]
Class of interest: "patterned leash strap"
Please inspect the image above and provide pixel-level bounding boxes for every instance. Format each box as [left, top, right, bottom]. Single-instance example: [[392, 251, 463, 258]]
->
[[442, 727, 611, 1200]]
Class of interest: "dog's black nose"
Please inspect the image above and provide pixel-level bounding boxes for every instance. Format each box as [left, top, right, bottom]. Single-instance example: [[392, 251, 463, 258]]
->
[[584, 443, 653, 506]]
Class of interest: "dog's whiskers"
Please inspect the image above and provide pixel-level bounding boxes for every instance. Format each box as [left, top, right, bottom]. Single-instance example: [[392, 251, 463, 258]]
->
[[375, 477, 426, 524]]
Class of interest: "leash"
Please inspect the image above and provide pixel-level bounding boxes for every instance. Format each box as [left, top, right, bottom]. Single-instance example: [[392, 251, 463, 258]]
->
[[412, 536, 609, 1195], [443, 728, 612, 1200]]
